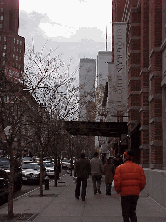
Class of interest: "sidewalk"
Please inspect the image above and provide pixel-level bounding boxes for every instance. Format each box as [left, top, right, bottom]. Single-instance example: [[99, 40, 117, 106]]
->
[[0, 173, 166, 222]]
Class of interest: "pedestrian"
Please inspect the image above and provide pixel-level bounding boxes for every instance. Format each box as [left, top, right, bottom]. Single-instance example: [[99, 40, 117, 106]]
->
[[90, 152, 103, 194], [114, 150, 146, 222], [103, 158, 115, 195], [74, 152, 91, 201]]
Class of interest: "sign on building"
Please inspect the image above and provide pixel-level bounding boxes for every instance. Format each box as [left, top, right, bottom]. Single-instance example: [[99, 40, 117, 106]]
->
[[112, 22, 128, 113]]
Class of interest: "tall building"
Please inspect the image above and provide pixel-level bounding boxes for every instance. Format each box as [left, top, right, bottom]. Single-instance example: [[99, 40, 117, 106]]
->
[[79, 58, 96, 121], [78, 58, 96, 157], [0, 0, 25, 83], [95, 51, 112, 158], [111, 0, 166, 207], [96, 51, 112, 121]]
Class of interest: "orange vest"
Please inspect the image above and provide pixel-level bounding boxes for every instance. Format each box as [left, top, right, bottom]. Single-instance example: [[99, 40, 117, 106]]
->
[[114, 160, 146, 196]]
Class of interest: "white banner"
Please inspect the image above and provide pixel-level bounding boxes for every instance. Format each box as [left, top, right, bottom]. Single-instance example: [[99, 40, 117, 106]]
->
[[112, 22, 128, 112]]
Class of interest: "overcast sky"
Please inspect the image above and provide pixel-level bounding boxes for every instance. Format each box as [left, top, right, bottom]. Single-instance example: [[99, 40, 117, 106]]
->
[[19, 0, 112, 81]]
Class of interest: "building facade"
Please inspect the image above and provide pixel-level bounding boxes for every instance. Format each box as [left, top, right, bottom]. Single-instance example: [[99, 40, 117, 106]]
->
[[78, 58, 96, 157], [79, 58, 96, 121], [0, 0, 25, 83], [112, 0, 166, 207]]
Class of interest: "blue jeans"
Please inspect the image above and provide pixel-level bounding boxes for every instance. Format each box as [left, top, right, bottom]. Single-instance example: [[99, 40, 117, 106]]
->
[[92, 175, 102, 192], [75, 178, 87, 199], [106, 183, 112, 195]]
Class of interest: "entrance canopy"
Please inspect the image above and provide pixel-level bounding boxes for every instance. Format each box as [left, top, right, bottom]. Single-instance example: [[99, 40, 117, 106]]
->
[[64, 121, 128, 137]]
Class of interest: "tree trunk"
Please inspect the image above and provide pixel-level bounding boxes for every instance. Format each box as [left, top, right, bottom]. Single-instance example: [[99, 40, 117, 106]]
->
[[40, 150, 43, 197], [54, 152, 57, 187], [8, 146, 14, 219]]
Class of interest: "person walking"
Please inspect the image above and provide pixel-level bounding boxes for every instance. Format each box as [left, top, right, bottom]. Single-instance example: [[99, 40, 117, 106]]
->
[[114, 150, 146, 222], [103, 158, 115, 195], [74, 153, 91, 201], [90, 152, 103, 194]]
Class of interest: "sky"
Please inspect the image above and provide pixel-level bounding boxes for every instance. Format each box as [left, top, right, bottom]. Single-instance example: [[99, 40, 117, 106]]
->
[[19, 0, 113, 81]]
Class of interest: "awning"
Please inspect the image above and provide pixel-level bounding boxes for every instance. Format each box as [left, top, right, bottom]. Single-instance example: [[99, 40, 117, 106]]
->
[[64, 121, 128, 137]]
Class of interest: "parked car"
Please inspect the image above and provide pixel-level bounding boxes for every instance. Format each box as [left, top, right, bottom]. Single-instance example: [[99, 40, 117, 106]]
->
[[61, 158, 70, 169], [22, 163, 46, 184], [22, 157, 33, 164], [0, 169, 8, 202], [66, 159, 75, 170], [43, 162, 54, 178], [0, 157, 22, 191]]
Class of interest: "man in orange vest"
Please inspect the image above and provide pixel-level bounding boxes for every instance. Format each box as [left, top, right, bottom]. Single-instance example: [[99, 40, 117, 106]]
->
[[114, 150, 146, 222]]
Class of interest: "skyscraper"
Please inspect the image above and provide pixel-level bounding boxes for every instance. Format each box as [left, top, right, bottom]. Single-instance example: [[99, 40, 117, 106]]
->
[[0, 0, 25, 83], [79, 58, 96, 121]]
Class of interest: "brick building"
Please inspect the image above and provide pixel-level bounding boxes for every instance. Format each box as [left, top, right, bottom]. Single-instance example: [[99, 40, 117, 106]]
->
[[112, 0, 166, 207], [0, 0, 25, 83]]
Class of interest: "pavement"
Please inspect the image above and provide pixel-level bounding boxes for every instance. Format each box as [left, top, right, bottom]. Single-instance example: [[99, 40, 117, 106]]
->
[[0, 172, 166, 222]]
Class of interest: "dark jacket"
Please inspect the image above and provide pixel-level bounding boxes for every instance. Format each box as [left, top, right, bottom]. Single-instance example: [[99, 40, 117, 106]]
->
[[74, 158, 91, 179], [103, 163, 115, 184], [114, 160, 146, 196]]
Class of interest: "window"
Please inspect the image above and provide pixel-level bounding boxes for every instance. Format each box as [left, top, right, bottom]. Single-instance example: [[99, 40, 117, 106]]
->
[[17, 39, 19, 44], [14, 46, 15, 51], [14, 38, 15, 43], [4, 36, 6, 41], [0, 24, 2, 29], [20, 49, 22, 53], [2, 52, 5, 57], [0, 15, 3, 20], [2, 60, 5, 65], [16, 56, 18, 60], [0, 36, 1, 41], [16, 63, 17, 67], [3, 45, 6, 49], [13, 54, 15, 58], [1, 8, 3, 13], [19, 57, 21, 61], [20, 41, 22, 45]]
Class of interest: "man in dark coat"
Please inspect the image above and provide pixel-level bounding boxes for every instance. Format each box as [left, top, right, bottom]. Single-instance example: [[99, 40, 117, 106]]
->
[[74, 153, 91, 201]]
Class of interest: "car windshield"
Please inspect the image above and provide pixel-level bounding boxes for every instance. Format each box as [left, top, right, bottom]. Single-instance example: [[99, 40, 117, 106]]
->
[[23, 157, 32, 161], [0, 157, 10, 169], [22, 163, 40, 170], [62, 159, 69, 162], [43, 162, 54, 167]]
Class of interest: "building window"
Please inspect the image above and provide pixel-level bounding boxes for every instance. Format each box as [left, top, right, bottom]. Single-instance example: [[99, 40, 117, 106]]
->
[[1, 8, 3, 13], [13, 54, 15, 58], [20, 49, 22, 53], [2, 60, 5, 66], [19, 57, 21, 61], [3, 45, 6, 49], [16, 63, 17, 67], [0, 24, 2, 29], [4, 36, 6, 41], [14, 38, 15, 43], [16, 56, 18, 60], [0, 36, 1, 41], [17, 39, 19, 44], [2, 52, 5, 57], [20, 41, 22, 45], [14, 46, 15, 51], [0, 15, 3, 20]]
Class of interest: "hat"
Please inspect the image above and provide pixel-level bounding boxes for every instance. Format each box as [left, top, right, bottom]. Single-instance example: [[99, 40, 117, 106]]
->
[[123, 150, 134, 160]]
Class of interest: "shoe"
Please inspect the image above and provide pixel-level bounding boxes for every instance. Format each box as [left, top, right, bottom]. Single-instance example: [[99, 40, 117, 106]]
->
[[82, 197, 85, 201], [98, 190, 101, 194], [75, 196, 79, 199]]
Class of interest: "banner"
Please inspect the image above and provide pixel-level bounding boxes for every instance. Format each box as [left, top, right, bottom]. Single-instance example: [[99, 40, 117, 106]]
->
[[113, 22, 128, 112]]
